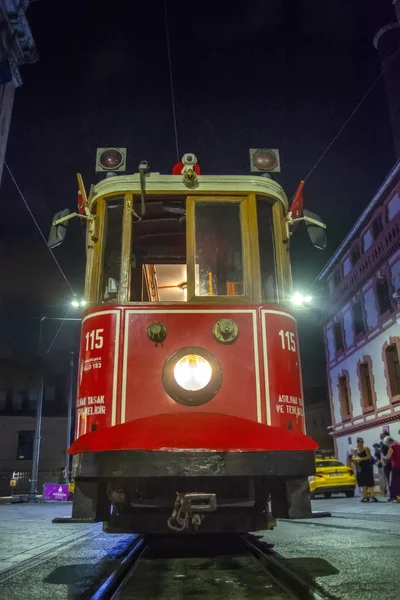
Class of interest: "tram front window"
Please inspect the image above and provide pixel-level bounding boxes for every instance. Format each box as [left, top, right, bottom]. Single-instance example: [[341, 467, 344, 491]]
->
[[195, 202, 244, 296], [257, 198, 277, 302], [102, 197, 124, 302]]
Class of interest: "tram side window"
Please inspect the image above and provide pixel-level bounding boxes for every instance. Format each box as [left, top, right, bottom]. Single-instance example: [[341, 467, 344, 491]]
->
[[102, 197, 124, 302], [256, 199, 277, 302], [195, 203, 244, 296]]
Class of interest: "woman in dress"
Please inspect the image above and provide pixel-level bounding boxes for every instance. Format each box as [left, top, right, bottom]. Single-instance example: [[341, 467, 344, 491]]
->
[[384, 436, 400, 503], [352, 437, 378, 502]]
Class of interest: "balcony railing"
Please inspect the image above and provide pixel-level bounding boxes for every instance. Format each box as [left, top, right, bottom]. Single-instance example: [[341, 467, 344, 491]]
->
[[328, 214, 400, 313]]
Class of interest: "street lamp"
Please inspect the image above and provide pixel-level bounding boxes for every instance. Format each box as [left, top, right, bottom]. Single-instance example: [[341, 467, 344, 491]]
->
[[71, 295, 86, 308], [27, 312, 81, 502], [290, 292, 313, 308]]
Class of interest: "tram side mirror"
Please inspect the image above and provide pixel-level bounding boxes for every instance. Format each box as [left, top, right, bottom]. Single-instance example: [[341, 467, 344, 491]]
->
[[48, 209, 71, 249], [304, 209, 327, 250]]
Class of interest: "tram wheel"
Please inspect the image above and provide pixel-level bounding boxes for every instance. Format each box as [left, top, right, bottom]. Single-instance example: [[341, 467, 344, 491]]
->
[[345, 491, 355, 498], [323, 492, 331, 499]]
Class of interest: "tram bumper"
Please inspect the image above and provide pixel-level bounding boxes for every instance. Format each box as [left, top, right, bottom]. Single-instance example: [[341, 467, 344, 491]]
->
[[69, 413, 317, 531]]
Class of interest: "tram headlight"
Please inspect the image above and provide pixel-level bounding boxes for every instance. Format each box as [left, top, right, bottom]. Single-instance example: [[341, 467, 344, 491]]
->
[[173, 354, 212, 391], [162, 347, 222, 406], [249, 148, 280, 173], [96, 147, 127, 172]]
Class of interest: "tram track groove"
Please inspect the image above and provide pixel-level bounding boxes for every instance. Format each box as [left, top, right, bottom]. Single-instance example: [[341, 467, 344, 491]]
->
[[89, 533, 333, 600]]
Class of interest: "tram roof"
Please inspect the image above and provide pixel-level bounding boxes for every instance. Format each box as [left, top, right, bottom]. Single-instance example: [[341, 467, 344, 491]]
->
[[91, 173, 289, 210]]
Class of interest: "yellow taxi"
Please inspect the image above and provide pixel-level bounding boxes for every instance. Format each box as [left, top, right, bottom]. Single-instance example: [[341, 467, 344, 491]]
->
[[309, 457, 356, 499]]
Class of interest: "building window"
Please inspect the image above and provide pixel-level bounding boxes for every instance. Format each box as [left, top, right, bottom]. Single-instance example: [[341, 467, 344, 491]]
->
[[351, 245, 361, 266], [385, 344, 400, 398], [339, 375, 351, 419], [372, 215, 383, 239], [352, 301, 365, 335], [376, 277, 392, 315], [333, 321, 344, 351], [333, 269, 342, 287], [359, 362, 374, 410], [16, 431, 34, 460]]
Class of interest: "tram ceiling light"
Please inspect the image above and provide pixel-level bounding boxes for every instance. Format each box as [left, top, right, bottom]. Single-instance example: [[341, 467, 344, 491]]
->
[[249, 148, 281, 173], [96, 147, 127, 172]]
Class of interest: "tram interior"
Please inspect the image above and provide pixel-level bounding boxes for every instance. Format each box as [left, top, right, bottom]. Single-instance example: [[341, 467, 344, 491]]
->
[[101, 195, 270, 304]]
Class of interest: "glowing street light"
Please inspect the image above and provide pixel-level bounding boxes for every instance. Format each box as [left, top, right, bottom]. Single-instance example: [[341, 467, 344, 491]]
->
[[71, 296, 86, 308], [290, 292, 313, 308]]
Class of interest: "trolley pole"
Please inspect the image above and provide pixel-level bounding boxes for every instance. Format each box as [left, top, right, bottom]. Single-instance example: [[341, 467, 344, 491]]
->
[[27, 377, 44, 501], [65, 351, 75, 482]]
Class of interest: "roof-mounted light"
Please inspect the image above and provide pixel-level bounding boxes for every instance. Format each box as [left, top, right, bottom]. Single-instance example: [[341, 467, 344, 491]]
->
[[249, 148, 280, 173], [96, 148, 126, 172]]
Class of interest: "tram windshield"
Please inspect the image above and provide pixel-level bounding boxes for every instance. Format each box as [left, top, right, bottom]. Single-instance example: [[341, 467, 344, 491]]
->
[[195, 202, 244, 297], [98, 193, 281, 304]]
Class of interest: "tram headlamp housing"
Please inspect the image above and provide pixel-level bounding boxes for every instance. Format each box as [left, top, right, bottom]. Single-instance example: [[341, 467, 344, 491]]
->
[[249, 148, 280, 173], [162, 347, 222, 406], [173, 354, 212, 391], [96, 147, 127, 172]]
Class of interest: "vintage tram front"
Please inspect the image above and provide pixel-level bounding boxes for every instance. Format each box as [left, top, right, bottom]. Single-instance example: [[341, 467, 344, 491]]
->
[[50, 151, 325, 534]]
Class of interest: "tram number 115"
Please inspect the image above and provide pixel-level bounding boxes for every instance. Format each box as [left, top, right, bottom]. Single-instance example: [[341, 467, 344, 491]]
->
[[278, 330, 296, 352], [85, 329, 104, 351]]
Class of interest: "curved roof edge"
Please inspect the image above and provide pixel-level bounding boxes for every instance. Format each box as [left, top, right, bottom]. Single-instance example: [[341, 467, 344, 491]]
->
[[91, 174, 289, 210]]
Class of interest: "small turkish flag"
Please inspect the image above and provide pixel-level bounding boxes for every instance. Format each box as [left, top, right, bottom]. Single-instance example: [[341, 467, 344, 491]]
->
[[78, 189, 85, 215], [172, 162, 201, 175], [289, 181, 304, 228]]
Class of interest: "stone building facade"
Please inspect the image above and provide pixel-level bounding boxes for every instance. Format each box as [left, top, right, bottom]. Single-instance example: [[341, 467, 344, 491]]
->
[[318, 163, 400, 463]]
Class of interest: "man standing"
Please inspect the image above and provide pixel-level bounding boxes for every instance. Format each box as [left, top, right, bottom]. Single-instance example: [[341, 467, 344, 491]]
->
[[373, 443, 385, 495], [380, 432, 394, 501]]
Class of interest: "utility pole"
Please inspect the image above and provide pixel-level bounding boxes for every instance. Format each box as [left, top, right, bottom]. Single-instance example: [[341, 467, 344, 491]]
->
[[27, 377, 44, 501], [65, 351, 75, 482]]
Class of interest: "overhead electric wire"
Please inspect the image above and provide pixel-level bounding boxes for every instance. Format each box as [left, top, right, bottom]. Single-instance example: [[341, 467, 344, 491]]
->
[[4, 161, 75, 295], [293, 44, 400, 201], [46, 307, 72, 354], [164, 0, 180, 162]]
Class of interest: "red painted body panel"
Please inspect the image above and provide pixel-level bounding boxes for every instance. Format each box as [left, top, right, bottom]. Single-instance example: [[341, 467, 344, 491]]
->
[[69, 413, 317, 454], [123, 310, 258, 423], [73, 304, 311, 453]]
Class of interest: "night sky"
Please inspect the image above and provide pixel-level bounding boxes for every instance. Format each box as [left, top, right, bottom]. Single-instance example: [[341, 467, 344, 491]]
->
[[0, 0, 398, 383]]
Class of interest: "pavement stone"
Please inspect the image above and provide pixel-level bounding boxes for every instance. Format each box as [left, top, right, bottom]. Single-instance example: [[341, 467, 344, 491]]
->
[[0, 503, 98, 575]]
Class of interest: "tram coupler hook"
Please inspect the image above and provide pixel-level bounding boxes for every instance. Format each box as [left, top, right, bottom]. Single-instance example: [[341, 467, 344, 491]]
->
[[167, 492, 217, 532]]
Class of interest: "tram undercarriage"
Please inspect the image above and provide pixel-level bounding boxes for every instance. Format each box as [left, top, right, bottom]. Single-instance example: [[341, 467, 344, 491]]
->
[[71, 450, 313, 534]]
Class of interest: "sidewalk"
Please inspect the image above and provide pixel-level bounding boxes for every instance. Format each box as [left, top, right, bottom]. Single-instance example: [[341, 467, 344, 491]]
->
[[0, 502, 99, 574], [312, 495, 400, 518]]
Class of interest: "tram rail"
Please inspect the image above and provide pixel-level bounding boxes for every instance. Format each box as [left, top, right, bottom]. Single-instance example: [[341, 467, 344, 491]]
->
[[89, 533, 330, 600]]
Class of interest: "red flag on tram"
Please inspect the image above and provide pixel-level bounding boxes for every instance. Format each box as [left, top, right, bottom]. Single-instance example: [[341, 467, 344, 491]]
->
[[77, 189, 85, 215], [289, 180, 304, 230]]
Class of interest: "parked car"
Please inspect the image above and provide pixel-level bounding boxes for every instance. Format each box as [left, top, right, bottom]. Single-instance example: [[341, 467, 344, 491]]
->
[[309, 457, 356, 499]]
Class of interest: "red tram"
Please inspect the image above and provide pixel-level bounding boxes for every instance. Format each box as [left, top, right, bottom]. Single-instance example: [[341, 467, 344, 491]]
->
[[49, 149, 326, 533]]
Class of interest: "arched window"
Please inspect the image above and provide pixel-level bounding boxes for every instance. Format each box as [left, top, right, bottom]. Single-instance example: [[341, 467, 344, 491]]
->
[[338, 373, 351, 419], [385, 344, 400, 398], [376, 277, 392, 315], [358, 361, 375, 410]]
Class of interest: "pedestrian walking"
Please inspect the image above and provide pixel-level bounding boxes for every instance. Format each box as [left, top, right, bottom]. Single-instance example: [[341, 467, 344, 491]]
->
[[373, 443, 385, 495], [57, 467, 67, 485], [380, 432, 394, 501], [352, 438, 378, 502], [384, 436, 400, 503]]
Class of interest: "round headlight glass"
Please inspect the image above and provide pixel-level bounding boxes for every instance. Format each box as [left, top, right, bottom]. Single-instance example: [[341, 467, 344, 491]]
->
[[173, 354, 212, 391]]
